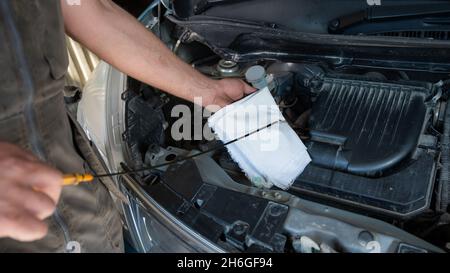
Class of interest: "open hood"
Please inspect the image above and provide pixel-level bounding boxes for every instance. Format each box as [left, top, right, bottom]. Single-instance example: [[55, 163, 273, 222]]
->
[[172, 0, 450, 36], [168, 0, 450, 73]]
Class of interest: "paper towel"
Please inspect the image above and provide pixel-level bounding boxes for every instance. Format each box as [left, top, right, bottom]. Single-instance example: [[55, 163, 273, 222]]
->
[[208, 87, 311, 189]]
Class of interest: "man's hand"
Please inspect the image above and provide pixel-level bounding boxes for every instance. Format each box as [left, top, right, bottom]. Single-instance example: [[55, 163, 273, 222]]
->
[[206, 79, 256, 108], [0, 143, 62, 242]]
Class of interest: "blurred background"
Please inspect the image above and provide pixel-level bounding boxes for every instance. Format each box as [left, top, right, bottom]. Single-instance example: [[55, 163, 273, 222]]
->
[[66, 0, 153, 88]]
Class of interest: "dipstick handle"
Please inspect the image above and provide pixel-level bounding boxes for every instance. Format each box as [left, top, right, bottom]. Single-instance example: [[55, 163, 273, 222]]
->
[[62, 174, 95, 186]]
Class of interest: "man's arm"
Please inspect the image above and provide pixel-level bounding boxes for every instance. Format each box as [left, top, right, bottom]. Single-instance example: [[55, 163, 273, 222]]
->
[[61, 0, 255, 107]]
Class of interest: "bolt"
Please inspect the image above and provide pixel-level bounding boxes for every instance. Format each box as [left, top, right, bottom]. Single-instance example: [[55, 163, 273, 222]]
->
[[358, 231, 375, 246], [233, 223, 249, 236], [269, 204, 285, 217], [274, 192, 283, 200], [330, 19, 340, 29]]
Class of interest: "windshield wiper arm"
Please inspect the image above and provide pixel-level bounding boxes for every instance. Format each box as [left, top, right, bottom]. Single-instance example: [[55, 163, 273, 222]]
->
[[194, 0, 253, 14]]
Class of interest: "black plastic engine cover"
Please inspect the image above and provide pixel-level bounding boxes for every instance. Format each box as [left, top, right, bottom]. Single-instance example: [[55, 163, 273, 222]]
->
[[306, 75, 432, 177], [293, 152, 436, 217], [292, 75, 436, 217], [143, 160, 288, 252]]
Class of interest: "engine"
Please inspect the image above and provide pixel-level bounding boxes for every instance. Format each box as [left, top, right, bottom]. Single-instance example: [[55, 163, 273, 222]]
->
[[124, 57, 448, 220], [196, 60, 445, 218], [286, 66, 437, 218], [117, 1, 450, 252]]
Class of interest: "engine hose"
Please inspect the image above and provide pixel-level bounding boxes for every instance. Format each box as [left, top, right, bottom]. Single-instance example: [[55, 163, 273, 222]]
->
[[439, 101, 450, 212]]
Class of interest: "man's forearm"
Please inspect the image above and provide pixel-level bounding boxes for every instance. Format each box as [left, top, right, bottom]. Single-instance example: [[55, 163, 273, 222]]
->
[[62, 0, 219, 105]]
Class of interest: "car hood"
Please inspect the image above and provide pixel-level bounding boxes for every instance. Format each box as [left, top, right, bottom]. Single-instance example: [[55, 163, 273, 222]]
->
[[171, 0, 450, 35], [168, 0, 450, 73]]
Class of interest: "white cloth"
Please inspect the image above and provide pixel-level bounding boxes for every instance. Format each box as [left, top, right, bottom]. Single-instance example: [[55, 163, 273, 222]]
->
[[208, 87, 311, 190]]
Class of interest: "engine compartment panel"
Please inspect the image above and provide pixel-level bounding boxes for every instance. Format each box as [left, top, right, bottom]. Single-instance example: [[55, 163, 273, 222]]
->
[[306, 75, 431, 177], [288, 72, 437, 217], [293, 153, 436, 217]]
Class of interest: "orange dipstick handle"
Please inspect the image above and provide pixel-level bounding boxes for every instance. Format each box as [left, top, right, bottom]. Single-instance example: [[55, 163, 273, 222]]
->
[[62, 174, 95, 186]]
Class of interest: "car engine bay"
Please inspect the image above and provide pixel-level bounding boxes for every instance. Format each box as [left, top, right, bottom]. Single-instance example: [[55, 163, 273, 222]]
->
[[117, 1, 450, 253], [202, 61, 442, 218]]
